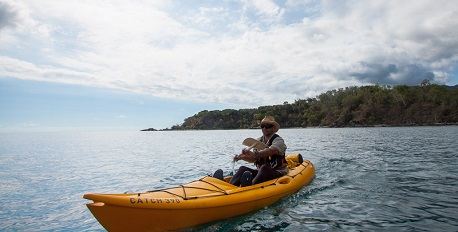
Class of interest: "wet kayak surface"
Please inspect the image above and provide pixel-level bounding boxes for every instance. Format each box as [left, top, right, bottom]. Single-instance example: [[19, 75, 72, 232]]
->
[[0, 126, 457, 231]]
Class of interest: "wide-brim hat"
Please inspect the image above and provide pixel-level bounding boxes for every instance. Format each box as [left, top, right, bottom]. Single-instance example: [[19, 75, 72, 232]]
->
[[261, 116, 280, 132]]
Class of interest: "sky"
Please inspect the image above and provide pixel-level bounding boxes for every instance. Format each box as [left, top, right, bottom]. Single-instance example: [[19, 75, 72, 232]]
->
[[1, 0, 457, 131]]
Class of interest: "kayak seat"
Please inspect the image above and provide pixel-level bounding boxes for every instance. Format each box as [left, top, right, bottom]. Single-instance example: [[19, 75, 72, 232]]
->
[[286, 153, 304, 169]]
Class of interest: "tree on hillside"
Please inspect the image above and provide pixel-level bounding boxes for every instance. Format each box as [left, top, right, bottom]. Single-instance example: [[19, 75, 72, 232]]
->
[[166, 84, 458, 130]]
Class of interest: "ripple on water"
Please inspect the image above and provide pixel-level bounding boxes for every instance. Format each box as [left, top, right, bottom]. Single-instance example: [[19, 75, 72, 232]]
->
[[1, 127, 457, 231]]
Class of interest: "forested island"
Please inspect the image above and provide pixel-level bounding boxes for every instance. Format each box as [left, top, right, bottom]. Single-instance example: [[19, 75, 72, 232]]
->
[[149, 83, 458, 131]]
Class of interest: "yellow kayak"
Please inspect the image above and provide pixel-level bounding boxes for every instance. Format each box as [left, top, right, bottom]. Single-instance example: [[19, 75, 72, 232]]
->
[[83, 153, 315, 231]]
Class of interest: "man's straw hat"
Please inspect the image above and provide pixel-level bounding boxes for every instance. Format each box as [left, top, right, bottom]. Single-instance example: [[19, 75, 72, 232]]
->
[[260, 116, 280, 132]]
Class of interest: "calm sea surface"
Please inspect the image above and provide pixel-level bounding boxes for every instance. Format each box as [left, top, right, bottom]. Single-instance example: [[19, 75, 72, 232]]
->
[[0, 127, 457, 231]]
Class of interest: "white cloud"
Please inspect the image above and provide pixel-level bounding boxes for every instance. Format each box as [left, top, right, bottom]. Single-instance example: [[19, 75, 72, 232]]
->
[[285, 0, 315, 8], [0, 56, 95, 84], [0, 0, 457, 107], [21, 121, 39, 127], [250, 0, 283, 18]]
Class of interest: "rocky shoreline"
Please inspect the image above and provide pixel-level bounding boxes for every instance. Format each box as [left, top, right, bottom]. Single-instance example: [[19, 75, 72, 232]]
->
[[141, 122, 458, 131]]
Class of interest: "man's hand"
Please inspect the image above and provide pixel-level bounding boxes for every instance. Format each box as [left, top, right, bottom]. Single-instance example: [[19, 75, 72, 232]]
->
[[233, 149, 257, 163]]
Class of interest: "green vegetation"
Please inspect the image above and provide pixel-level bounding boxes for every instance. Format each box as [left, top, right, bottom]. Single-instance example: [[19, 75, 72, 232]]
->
[[166, 84, 458, 130]]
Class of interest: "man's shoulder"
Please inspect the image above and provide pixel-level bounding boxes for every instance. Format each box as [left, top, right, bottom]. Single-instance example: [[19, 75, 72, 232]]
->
[[272, 134, 286, 146], [273, 134, 284, 141]]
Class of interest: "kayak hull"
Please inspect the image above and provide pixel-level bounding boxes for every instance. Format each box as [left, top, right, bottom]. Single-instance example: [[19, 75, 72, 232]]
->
[[87, 194, 287, 231], [84, 154, 314, 231]]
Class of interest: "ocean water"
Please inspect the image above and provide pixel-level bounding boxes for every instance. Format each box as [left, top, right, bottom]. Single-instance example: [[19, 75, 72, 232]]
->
[[0, 127, 457, 231]]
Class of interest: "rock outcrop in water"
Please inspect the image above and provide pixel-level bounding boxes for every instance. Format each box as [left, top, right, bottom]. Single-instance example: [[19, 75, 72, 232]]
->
[[152, 84, 458, 130]]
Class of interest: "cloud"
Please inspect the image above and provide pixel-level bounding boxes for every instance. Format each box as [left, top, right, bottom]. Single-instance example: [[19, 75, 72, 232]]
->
[[250, 0, 283, 18], [0, 56, 95, 85], [0, 0, 457, 107], [348, 62, 435, 85], [0, 0, 51, 48], [21, 121, 39, 127], [0, 1, 17, 30]]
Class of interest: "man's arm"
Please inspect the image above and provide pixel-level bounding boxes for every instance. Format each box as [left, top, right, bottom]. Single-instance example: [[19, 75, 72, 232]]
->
[[235, 137, 286, 162], [255, 147, 279, 159], [234, 147, 280, 163]]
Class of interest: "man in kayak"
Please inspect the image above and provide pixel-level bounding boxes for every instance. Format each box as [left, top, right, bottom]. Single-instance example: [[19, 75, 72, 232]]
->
[[214, 116, 287, 186]]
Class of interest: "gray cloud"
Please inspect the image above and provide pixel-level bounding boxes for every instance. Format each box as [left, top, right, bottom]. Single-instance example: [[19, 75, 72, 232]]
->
[[349, 62, 435, 85], [0, 1, 17, 30]]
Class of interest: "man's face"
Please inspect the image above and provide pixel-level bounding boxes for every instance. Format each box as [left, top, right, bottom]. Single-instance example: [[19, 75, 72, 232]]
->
[[261, 123, 274, 136]]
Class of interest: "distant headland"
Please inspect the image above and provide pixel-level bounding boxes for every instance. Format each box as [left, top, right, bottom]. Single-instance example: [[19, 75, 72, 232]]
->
[[142, 83, 458, 131]]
